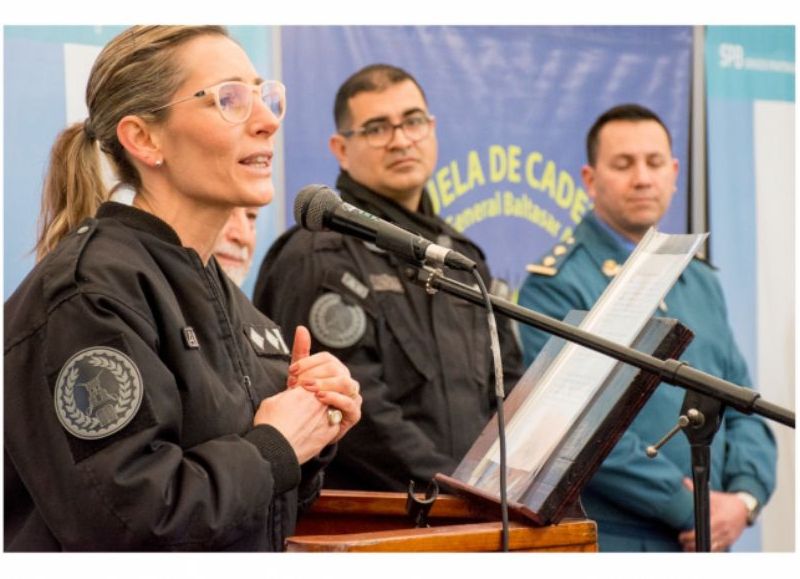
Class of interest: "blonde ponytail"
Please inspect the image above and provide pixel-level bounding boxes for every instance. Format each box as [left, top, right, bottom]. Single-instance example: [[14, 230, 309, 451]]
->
[[36, 122, 106, 260]]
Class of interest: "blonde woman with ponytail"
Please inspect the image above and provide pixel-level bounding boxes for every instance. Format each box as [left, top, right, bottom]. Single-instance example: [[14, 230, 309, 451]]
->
[[5, 25, 361, 551]]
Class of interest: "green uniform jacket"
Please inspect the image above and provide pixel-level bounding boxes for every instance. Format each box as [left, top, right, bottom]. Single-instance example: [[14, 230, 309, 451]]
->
[[518, 212, 776, 551]]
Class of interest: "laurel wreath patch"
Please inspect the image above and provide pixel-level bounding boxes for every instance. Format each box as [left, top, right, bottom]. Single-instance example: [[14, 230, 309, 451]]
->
[[54, 346, 144, 440], [309, 292, 367, 349]]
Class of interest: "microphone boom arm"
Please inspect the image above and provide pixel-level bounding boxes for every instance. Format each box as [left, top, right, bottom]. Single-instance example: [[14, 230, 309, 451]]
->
[[410, 266, 795, 428]]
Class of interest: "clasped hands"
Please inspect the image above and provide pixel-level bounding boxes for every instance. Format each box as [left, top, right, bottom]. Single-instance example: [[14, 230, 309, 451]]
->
[[253, 326, 361, 464]]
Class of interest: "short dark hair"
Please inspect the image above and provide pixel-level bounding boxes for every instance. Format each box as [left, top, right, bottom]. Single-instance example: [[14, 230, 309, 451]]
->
[[333, 64, 428, 131], [586, 103, 672, 166]]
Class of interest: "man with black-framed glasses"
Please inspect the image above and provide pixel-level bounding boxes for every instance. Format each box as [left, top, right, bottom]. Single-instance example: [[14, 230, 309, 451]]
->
[[254, 63, 523, 492]]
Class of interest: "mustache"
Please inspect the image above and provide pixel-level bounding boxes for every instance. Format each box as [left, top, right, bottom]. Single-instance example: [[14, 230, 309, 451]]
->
[[213, 240, 252, 287], [214, 239, 251, 263]]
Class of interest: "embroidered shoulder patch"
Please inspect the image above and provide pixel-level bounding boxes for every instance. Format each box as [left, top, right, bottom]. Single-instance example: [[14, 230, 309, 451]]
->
[[53, 347, 144, 440], [309, 292, 367, 349]]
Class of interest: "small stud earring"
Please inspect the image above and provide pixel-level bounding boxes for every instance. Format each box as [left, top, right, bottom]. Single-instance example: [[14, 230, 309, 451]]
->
[[154, 159, 163, 168]]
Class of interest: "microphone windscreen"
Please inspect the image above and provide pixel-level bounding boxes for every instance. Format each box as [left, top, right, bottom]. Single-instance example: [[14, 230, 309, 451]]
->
[[293, 184, 340, 231]]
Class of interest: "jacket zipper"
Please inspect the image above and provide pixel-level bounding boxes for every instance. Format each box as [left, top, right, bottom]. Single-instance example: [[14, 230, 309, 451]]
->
[[194, 252, 259, 410]]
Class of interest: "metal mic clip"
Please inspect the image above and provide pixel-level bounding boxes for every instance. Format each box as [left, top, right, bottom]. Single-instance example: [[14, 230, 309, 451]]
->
[[645, 409, 705, 458]]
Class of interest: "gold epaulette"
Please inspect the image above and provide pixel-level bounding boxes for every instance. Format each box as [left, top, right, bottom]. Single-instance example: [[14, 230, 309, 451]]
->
[[526, 263, 557, 276], [524, 235, 577, 277]]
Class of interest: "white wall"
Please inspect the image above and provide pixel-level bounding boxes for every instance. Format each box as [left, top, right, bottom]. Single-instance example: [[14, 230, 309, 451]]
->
[[753, 100, 795, 552]]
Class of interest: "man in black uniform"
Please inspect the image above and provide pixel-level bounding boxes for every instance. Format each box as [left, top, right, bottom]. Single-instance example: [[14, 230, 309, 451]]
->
[[253, 64, 523, 491]]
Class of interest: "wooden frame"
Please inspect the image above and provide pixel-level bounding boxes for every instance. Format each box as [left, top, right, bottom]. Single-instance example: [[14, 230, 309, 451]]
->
[[287, 490, 597, 552]]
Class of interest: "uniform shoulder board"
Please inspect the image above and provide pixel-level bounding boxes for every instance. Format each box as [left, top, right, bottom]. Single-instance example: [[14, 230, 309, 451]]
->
[[308, 229, 346, 252], [40, 218, 99, 304], [263, 225, 302, 264], [66, 218, 98, 260], [525, 235, 578, 277]]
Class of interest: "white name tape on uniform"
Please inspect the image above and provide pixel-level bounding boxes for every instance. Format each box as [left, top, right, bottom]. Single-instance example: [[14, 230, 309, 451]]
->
[[369, 273, 405, 293], [341, 271, 369, 299], [54, 346, 144, 440], [309, 292, 367, 349]]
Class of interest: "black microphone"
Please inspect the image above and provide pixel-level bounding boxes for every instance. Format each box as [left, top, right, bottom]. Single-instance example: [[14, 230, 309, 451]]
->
[[294, 184, 477, 271]]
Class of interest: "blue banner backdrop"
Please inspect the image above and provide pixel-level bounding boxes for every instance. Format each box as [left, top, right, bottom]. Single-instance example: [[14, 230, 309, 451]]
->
[[705, 27, 796, 551], [281, 26, 692, 289]]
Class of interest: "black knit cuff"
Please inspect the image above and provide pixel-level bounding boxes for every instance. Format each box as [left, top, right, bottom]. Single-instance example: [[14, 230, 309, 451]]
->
[[244, 424, 301, 494]]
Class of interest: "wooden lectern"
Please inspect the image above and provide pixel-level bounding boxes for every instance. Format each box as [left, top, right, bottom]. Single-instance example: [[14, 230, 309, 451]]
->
[[287, 489, 597, 552]]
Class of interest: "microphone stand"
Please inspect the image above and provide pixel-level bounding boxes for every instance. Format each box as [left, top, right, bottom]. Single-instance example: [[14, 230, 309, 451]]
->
[[410, 265, 793, 552], [684, 397, 722, 553], [646, 393, 723, 552]]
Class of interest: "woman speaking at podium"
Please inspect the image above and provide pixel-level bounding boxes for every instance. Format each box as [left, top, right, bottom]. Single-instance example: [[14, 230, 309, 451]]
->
[[4, 25, 361, 551]]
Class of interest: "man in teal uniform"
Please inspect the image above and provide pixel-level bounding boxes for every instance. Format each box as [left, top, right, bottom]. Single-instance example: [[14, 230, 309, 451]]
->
[[518, 104, 776, 552]]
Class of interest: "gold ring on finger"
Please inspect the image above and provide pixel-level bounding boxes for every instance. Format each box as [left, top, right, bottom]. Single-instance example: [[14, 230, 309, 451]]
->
[[327, 408, 343, 426]]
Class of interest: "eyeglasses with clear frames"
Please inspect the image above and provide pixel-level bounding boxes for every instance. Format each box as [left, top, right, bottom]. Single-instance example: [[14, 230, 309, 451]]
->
[[340, 112, 435, 148], [152, 80, 286, 125]]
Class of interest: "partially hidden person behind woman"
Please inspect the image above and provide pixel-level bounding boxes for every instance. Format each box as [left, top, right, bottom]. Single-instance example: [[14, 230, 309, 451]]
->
[[4, 25, 361, 551]]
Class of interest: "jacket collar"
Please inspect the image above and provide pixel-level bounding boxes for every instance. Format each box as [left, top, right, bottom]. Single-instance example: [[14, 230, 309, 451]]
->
[[576, 212, 632, 271], [96, 202, 183, 247], [577, 212, 691, 286]]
